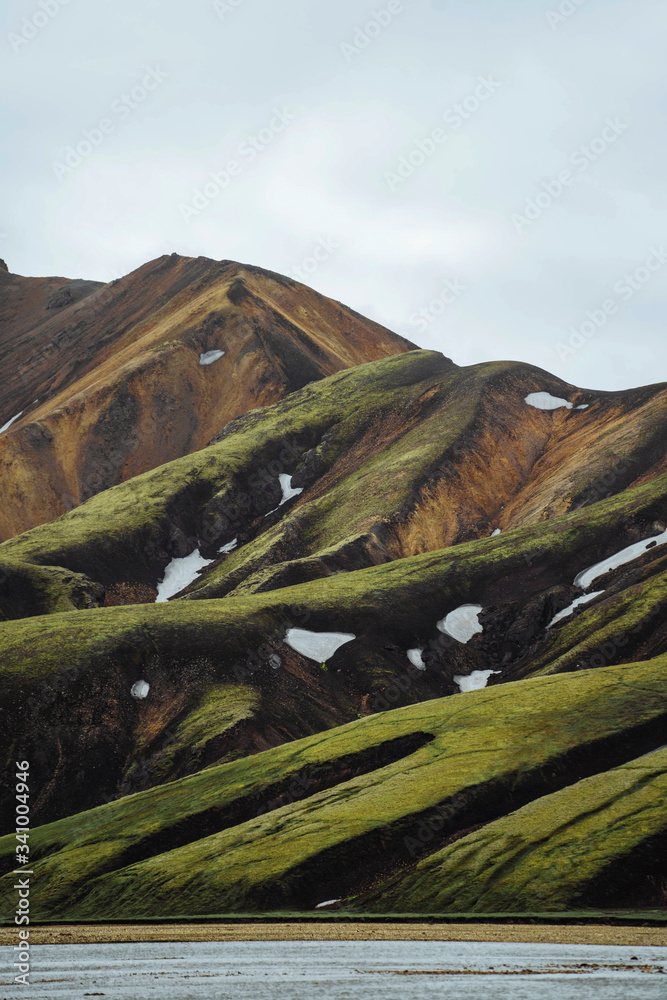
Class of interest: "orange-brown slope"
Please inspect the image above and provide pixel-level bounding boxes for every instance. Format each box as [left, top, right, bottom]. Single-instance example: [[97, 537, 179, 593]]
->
[[0, 255, 416, 541], [0, 261, 104, 413], [390, 374, 667, 558], [181, 362, 666, 606]]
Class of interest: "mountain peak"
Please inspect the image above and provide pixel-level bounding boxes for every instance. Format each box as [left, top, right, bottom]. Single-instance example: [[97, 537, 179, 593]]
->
[[0, 255, 416, 540]]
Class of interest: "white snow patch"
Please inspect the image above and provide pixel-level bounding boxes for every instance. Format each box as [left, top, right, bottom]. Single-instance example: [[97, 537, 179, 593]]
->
[[575, 404, 589, 410], [524, 392, 572, 411], [219, 538, 238, 554], [199, 349, 225, 365], [265, 474, 304, 516], [454, 670, 499, 693], [284, 628, 355, 662], [437, 604, 484, 644], [131, 680, 150, 699], [547, 591, 605, 629], [155, 549, 214, 602], [279, 473, 303, 504], [0, 410, 23, 434], [315, 899, 341, 909], [491, 528, 501, 536], [407, 648, 426, 670], [574, 528, 667, 590]]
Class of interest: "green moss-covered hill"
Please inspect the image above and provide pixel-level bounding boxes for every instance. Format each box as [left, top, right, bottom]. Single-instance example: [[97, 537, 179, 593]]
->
[[0, 261, 665, 917], [1, 656, 665, 919]]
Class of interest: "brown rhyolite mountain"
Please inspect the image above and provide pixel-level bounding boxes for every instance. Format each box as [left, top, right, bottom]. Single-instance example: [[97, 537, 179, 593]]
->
[[0, 254, 415, 541]]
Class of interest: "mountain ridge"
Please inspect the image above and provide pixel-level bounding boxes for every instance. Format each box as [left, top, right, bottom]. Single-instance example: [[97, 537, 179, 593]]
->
[[0, 254, 415, 541], [0, 255, 665, 918]]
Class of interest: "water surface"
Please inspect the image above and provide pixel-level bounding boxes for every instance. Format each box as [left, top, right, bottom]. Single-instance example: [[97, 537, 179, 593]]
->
[[2, 939, 666, 999]]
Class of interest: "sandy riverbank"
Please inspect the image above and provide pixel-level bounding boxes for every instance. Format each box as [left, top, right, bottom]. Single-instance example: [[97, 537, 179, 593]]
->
[[2, 923, 666, 947]]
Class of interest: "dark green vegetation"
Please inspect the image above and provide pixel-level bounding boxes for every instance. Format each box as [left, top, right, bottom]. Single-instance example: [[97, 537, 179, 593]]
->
[[1, 658, 666, 918], [0, 263, 666, 919], [353, 744, 667, 914]]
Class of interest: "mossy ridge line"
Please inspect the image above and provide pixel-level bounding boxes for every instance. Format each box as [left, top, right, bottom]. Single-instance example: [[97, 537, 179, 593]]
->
[[132, 362, 667, 600], [0, 559, 103, 618], [0, 469, 665, 829], [125, 682, 262, 788], [1, 468, 665, 684], [3, 353, 664, 614], [44, 672, 667, 916], [2, 656, 665, 919], [0, 351, 451, 574], [358, 749, 667, 914], [188, 365, 481, 599]]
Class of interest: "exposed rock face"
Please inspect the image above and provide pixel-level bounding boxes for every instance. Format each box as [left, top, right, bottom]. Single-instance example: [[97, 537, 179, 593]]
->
[[0, 255, 415, 540], [0, 256, 665, 919]]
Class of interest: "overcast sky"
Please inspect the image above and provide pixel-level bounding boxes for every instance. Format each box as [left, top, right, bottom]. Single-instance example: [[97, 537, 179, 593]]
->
[[1, 0, 665, 390]]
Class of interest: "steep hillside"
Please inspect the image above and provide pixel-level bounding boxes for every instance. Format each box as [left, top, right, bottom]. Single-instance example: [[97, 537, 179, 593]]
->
[[0, 349, 665, 830], [0, 257, 665, 918], [0, 255, 415, 541], [1, 658, 665, 918]]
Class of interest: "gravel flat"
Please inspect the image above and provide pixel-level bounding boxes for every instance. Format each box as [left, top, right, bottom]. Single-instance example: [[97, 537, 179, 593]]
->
[[2, 922, 666, 947]]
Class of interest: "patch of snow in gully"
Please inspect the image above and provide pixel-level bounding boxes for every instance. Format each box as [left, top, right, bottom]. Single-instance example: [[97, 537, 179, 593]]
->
[[219, 537, 238, 554], [199, 349, 225, 365], [524, 392, 573, 410], [315, 898, 341, 909], [454, 670, 499, 692], [0, 410, 23, 434], [491, 528, 501, 536], [131, 680, 150, 699], [574, 528, 667, 590], [155, 549, 214, 602], [407, 648, 426, 670], [437, 604, 484, 644], [547, 591, 605, 629], [279, 473, 303, 504], [265, 474, 304, 516], [284, 628, 355, 662], [575, 403, 589, 410]]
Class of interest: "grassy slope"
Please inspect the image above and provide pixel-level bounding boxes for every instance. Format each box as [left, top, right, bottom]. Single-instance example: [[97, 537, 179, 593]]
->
[[1, 349, 665, 915], [1, 655, 665, 919], [1, 470, 665, 825], [520, 556, 667, 678], [1, 469, 665, 686], [358, 748, 667, 913], [1, 351, 664, 615], [0, 351, 453, 585]]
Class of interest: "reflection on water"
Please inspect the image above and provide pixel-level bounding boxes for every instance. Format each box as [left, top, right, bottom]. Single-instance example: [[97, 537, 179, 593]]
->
[[1, 939, 666, 1000]]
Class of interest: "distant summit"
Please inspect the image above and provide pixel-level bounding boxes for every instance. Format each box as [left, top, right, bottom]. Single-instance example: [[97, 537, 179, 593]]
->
[[0, 254, 415, 540]]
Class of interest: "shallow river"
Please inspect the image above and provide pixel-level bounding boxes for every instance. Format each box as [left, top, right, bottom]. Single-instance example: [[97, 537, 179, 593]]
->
[[2, 940, 666, 999]]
